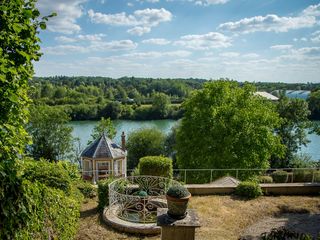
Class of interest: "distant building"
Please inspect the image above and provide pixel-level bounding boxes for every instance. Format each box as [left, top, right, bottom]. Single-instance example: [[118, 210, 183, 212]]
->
[[80, 132, 127, 183], [272, 90, 311, 100], [254, 91, 279, 101]]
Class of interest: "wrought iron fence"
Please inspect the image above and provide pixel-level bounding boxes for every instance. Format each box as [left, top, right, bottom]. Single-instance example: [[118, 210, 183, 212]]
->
[[108, 176, 181, 224]]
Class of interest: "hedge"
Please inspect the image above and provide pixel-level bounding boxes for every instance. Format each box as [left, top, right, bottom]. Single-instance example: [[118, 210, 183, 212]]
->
[[98, 177, 115, 211], [15, 180, 81, 240], [235, 181, 263, 199], [137, 156, 173, 178], [271, 170, 288, 183]]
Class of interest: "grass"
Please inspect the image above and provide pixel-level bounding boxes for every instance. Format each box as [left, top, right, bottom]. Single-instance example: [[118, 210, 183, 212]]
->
[[75, 195, 320, 240]]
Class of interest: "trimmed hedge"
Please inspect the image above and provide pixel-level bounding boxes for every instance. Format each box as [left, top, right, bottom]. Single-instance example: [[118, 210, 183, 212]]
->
[[137, 156, 173, 178], [97, 177, 115, 211], [258, 175, 273, 183], [235, 181, 263, 199], [271, 170, 288, 183]]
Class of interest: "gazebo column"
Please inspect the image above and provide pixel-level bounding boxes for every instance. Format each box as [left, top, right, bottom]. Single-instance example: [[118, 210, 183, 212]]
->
[[92, 159, 96, 184]]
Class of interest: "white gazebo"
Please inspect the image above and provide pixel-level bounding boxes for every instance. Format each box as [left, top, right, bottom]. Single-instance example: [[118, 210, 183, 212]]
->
[[80, 132, 127, 183]]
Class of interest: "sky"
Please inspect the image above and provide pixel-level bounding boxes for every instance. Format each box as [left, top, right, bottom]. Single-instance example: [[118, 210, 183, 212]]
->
[[35, 0, 320, 83]]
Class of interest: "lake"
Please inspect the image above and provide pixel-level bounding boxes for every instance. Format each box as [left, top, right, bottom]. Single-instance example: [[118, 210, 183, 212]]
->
[[70, 120, 320, 161]]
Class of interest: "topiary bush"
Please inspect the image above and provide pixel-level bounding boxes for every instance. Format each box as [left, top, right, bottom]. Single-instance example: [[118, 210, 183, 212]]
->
[[76, 180, 96, 198], [166, 185, 190, 198], [271, 170, 288, 183], [97, 177, 115, 211], [137, 156, 173, 178], [258, 175, 273, 183], [235, 181, 263, 199]]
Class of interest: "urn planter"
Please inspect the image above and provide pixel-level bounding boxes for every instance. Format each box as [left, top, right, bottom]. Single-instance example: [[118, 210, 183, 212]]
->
[[166, 185, 191, 219]]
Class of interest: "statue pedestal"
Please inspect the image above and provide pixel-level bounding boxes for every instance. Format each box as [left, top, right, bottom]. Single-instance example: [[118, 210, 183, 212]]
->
[[157, 208, 200, 240]]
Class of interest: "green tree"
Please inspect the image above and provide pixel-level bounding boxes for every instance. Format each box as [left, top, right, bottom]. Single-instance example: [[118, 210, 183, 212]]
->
[[0, 0, 54, 237], [271, 97, 312, 168], [90, 117, 116, 140], [27, 105, 74, 162], [126, 128, 166, 169], [307, 90, 320, 120], [152, 92, 170, 118], [176, 80, 283, 182]]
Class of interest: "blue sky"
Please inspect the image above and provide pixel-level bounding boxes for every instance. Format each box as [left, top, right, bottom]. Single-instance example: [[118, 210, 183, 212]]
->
[[35, 0, 320, 82]]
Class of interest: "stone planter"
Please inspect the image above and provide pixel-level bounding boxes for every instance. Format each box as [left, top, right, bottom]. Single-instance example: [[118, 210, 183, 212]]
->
[[166, 193, 191, 219]]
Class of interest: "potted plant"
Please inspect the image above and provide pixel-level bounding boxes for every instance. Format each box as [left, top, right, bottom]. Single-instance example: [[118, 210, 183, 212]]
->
[[166, 185, 191, 219]]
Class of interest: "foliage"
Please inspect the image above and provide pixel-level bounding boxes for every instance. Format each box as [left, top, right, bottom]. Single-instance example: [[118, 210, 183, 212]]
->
[[126, 128, 166, 169], [137, 156, 173, 178], [235, 181, 263, 199], [0, 1, 55, 237], [307, 90, 320, 120], [165, 125, 179, 169], [260, 227, 313, 240], [15, 180, 81, 240], [76, 181, 96, 198], [290, 153, 319, 168], [27, 105, 74, 162], [133, 190, 148, 197], [23, 159, 73, 194], [258, 176, 273, 183], [292, 169, 318, 183], [271, 170, 288, 183], [176, 80, 283, 183], [152, 92, 171, 118], [90, 117, 116, 140], [97, 177, 115, 211], [271, 97, 312, 168], [167, 185, 190, 198]]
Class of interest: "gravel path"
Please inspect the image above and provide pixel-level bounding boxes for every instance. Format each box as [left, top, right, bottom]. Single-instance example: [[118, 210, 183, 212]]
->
[[241, 213, 320, 239]]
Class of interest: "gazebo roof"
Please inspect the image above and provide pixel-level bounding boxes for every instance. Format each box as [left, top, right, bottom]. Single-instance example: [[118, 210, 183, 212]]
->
[[81, 133, 125, 159]]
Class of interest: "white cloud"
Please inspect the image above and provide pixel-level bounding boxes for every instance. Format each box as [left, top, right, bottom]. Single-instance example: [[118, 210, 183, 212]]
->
[[194, 0, 229, 6], [218, 14, 316, 34], [174, 32, 232, 50], [311, 30, 320, 43], [55, 36, 77, 43], [127, 2, 134, 7], [142, 38, 171, 45], [219, 52, 239, 57], [242, 53, 259, 58], [123, 50, 191, 58], [127, 26, 151, 36], [270, 45, 293, 50], [138, 0, 160, 3], [37, 0, 86, 34], [44, 40, 137, 55], [302, 3, 320, 17], [55, 34, 106, 43], [218, 3, 320, 34], [88, 8, 172, 35]]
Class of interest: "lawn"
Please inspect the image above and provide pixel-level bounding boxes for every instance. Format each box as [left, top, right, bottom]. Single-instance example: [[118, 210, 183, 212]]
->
[[75, 195, 320, 240]]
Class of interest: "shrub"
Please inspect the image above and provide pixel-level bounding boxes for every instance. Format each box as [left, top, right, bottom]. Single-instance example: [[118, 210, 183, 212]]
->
[[15, 180, 81, 240], [138, 156, 173, 178], [58, 161, 81, 182], [166, 185, 190, 198], [23, 159, 72, 194], [97, 177, 115, 211], [293, 169, 313, 183], [235, 181, 262, 199], [76, 181, 96, 198], [271, 170, 288, 183], [258, 175, 273, 183]]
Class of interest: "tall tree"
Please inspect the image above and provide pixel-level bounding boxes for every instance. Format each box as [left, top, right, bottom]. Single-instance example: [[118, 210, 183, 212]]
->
[[307, 90, 320, 120], [91, 117, 116, 140], [126, 128, 166, 169], [152, 92, 170, 118], [176, 80, 283, 181], [27, 105, 74, 162], [272, 97, 312, 168], [0, 0, 54, 237]]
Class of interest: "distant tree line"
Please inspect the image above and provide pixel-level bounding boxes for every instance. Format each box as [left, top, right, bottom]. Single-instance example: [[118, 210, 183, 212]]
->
[[29, 76, 320, 121]]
